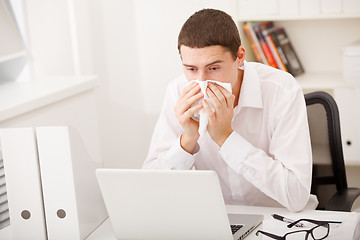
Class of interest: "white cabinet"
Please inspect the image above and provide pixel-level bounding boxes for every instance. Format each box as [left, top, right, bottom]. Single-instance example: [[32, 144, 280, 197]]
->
[[334, 88, 360, 165]]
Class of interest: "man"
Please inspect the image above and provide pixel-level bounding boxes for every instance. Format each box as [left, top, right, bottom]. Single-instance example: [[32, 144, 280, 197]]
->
[[142, 9, 317, 212]]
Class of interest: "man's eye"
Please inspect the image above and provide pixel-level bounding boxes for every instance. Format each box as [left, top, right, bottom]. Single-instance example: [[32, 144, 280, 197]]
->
[[188, 68, 196, 72], [210, 67, 219, 71]]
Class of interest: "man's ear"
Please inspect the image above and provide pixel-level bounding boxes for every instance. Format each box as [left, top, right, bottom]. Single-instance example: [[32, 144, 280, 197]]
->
[[237, 46, 246, 66]]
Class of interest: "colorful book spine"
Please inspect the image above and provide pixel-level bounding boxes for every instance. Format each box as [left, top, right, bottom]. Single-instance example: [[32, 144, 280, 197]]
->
[[272, 28, 304, 76], [243, 22, 267, 64], [262, 28, 288, 72], [253, 23, 278, 69], [269, 30, 290, 71]]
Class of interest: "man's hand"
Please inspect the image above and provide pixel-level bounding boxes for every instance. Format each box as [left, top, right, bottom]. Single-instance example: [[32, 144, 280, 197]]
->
[[174, 82, 204, 153], [202, 83, 235, 147]]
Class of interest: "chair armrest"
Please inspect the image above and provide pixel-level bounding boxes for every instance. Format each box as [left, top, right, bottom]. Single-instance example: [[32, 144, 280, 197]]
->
[[326, 188, 360, 212]]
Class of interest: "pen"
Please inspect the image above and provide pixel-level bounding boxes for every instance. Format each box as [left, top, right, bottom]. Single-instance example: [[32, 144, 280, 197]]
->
[[272, 214, 305, 227]]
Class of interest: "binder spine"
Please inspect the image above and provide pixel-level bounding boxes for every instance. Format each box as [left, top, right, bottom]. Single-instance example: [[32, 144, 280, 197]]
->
[[36, 127, 80, 240], [0, 128, 47, 240], [36, 126, 107, 240]]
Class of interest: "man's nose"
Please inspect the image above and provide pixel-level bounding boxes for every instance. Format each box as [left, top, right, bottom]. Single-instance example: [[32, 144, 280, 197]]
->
[[198, 70, 207, 82]]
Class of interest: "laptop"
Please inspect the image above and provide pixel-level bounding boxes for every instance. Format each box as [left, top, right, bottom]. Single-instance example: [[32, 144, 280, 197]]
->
[[96, 169, 263, 240]]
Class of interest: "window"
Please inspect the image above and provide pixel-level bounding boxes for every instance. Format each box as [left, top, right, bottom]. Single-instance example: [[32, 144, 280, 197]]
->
[[0, 148, 10, 231], [0, 0, 26, 83]]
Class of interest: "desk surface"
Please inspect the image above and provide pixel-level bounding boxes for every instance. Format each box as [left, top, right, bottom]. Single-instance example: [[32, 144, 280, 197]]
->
[[87, 205, 360, 240]]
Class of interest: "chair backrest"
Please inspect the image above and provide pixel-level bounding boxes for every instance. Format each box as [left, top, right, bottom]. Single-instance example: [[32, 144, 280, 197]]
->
[[305, 91, 348, 209]]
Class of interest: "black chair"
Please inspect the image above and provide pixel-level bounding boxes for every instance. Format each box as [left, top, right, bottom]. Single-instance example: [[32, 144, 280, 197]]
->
[[305, 91, 360, 211]]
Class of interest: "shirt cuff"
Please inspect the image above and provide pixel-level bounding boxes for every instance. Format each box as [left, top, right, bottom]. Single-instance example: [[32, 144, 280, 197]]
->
[[219, 131, 255, 169], [167, 136, 196, 170]]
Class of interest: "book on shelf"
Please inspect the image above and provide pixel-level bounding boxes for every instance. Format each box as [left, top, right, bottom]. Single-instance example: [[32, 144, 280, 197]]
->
[[243, 22, 267, 64], [243, 21, 304, 77], [252, 23, 278, 69], [262, 27, 288, 72], [272, 27, 304, 76], [268, 30, 289, 72]]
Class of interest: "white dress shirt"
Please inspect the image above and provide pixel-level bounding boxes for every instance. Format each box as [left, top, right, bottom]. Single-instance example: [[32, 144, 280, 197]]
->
[[143, 61, 317, 212]]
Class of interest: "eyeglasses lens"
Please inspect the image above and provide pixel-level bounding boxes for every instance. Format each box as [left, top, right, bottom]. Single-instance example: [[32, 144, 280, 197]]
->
[[286, 231, 307, 240], [311, 224, 329, 240]]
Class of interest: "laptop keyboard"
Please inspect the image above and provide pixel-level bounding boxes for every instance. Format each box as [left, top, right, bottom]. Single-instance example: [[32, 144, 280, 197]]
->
[[231, 224, 243, 234]]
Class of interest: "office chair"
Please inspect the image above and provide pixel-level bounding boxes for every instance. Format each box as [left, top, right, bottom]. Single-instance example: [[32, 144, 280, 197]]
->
[[305, 91, 360, 211]]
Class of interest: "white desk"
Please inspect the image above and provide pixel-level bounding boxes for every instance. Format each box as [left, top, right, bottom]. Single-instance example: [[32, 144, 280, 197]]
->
[[87, 205, 360, 240]]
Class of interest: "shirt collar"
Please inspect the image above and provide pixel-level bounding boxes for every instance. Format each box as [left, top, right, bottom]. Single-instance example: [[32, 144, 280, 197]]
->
[[237, 61, 263, 109]]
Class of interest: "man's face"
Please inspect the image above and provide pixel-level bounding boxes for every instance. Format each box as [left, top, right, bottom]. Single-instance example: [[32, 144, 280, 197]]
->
[[180, 45, 241, 85]]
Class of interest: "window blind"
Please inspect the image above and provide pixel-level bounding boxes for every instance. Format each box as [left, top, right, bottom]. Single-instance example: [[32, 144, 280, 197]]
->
[[0, 149, 10, 230]]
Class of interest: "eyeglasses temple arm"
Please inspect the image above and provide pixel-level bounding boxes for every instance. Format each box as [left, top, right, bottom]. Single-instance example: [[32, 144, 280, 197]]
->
[[287, 219, 342, 228], [256, 230, 284, 239]]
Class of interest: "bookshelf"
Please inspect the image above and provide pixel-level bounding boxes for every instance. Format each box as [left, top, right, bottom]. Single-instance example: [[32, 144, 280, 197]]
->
[[295, 72, 358, 90], [238, 18, 360, 84], [238, 13, 360, 21], [237, 13, 360, 165]]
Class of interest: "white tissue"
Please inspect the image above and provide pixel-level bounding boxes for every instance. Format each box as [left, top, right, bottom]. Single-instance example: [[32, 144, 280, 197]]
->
[[188, 80, 232, 136]]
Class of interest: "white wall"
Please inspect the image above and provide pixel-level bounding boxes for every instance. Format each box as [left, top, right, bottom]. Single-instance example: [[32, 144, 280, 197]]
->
[[87, 0, 149, 168], [25, 0, 75, 76]]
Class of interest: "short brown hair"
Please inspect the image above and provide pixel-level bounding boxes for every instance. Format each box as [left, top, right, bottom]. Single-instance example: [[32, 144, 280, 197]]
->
[[178, 9, 241, 60]]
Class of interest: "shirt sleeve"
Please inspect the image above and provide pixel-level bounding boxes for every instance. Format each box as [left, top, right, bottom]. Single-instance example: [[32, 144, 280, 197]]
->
[[220, 86, 312, 212], [142, 81, 196, 170]]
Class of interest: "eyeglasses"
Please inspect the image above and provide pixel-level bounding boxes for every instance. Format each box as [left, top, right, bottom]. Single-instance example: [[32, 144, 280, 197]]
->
[[256, 218, 342, 240]]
